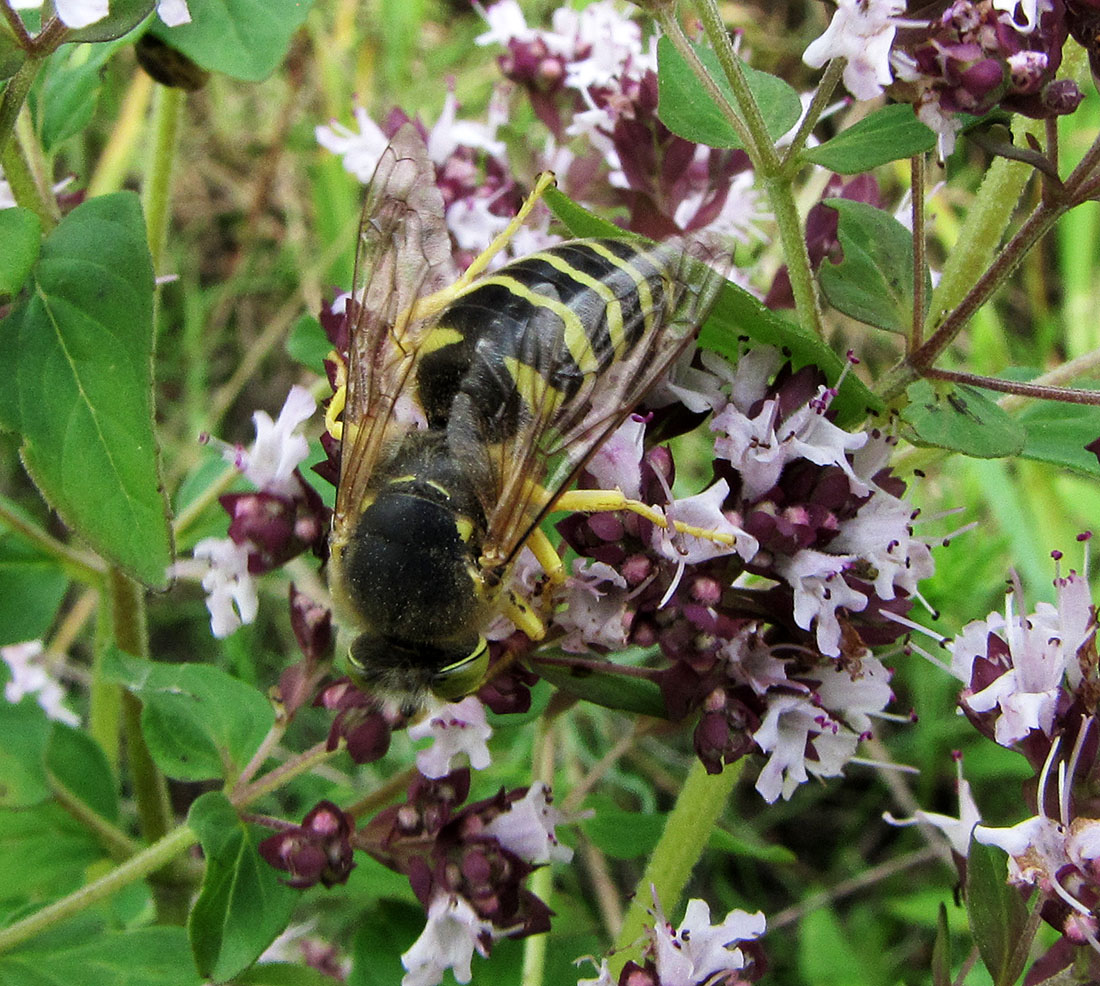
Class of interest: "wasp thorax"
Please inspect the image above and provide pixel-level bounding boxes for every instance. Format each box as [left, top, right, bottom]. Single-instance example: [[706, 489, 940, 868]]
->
[[342, 487, 482, 645]]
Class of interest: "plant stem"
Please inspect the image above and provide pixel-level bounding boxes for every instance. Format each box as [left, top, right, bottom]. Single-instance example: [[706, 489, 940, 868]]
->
[[143, 84, 184, 278], [87, 69, 154, 197], [0, 494, 105, 582], [780, 57, 843, 168], [0, 824, 198, 955], [231, 740, 337, 808], [521, 718, 556, 986], [609, 758, 740, 977], [0, 56, 39, 160], [910, 154, 926, 352], [108, 567, 186, 924]]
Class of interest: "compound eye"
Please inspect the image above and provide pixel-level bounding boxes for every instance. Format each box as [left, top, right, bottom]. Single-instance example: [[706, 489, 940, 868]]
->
[[432, 637, 489, 700]]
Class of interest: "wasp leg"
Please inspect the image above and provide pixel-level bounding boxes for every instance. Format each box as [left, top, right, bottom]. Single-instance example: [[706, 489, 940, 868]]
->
[[324, 350, 349, 440], [406, 171, 558, 323], [552, 489, 738, 547], [500, 587, 547, 641], [527, 526, 568, 585]]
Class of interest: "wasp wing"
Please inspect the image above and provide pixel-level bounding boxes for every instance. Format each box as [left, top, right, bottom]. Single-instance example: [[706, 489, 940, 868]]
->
[[333, 125, 457, 539], [446, 239, 724, 576]]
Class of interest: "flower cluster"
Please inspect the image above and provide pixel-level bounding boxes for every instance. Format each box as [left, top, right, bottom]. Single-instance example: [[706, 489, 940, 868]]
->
[[896, 557, 1100, 974], [543, 346, 933, 800], [578, 890, 767, 986], [477, 0, 767, 246], [262, 771, 580, 986], [170, 386, 329, 637], [804, 0, 1085, 156]]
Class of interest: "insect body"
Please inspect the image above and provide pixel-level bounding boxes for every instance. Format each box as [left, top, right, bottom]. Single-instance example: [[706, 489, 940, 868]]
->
[[326, 126, 723, 712]]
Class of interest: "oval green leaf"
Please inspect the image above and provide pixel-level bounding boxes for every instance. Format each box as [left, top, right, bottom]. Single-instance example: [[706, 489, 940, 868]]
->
[[148, 0, 319, 82], [65, 0, 155, 42], [819, 198, 929, 334], [901, 380, 1026, 458], [657, 35, 802, 149], [1019, 398, 1100, 477], [965, 839, 1030, 986], [0, 193, 173, 587], [103, 647, 275, 781], [802, 104, 936, 173], [189, 791, 300, 983]]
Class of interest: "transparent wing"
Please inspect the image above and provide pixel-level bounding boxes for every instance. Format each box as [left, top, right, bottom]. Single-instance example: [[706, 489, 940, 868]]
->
[[333, 125, 457, 538], [450, 241, 725, 576]]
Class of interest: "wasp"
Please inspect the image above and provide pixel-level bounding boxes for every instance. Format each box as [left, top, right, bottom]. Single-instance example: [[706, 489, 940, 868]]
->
[[325, 124, 729, 713]]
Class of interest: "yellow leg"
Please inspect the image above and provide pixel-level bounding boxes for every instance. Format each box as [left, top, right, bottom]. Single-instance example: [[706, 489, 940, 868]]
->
[[407, 171, 558, 323], [500, 587, 547, 641], [324, 348, 348, 443], [527, 526, 567, 585], [552, 489, 738, 547]]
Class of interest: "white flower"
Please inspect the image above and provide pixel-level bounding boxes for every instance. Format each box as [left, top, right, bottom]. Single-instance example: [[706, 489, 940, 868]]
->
[[401, 893, 494, 986], [2, 640, 80, 726], [575, 958, 616, 986], [156, 0, 190, 25], [408, 696, 493, 778], [235, 385, 315, 496], [885, 757, 982, 857], [814, 655, 893, 735], [474, 0, 536, 47], [585, 416, 646, 500], [950, 573, 1095, 747], [557, 560, 630, 653], [803, 0, 907, 101], [712, 370, 869, 503], [775, 548, 868, 657], [753, 693, 859, 802], [172, 536, 259, 638], [483, 782, 579, 864], [992, 0, 1046, 32], [315, 106, 391, 183], [660, 480, 758, 565], [652, 894, 766, 986]]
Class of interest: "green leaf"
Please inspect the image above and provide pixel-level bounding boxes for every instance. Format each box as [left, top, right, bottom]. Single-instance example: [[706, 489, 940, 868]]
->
[[35, 45, 115, 153], [707, 826, 797, 864], [0, 927, 201, 986], [236, 962, 342, 986], [0, 208, 40, 297], [65, 0, 155, 42], [532, 660, 666, 717], [900, 380, 1026, 458], [0, 534, 69, 646], [0, 193, 173, 587], [582, 798, 666, 859], [1018, 398, 1100, 477], [932, 902, 952, 986], [148, 0, 319, 82], [46, 724, 119, 822], [657, 35, 802, 149], [102, 647, 275, 781], [188, 791, 299, 983], [0, 802, 105, 903], [285, 313, 331, 372], [965, 840, 1030, 986], [544, 186, 623, 239], [818, 198, 929, 334], [0, 703, 53, 808], [802, 104, 936, 173]]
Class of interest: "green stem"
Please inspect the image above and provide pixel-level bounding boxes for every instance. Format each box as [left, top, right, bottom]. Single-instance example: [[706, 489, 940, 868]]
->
[[143, 84, 184, 277], [231, 740, 337, 808], [48, 769, 141, 861], [0, 824, 198, 955], [692, 0, 780, 173], [521, 719, 556, 986], [764, 173, 823, 337], [0, 56, 39, 161], [779, 58, 843, 169], [609, 759, 741, 977], [0, 494, 105, 583], [108, 568, 185, 924]]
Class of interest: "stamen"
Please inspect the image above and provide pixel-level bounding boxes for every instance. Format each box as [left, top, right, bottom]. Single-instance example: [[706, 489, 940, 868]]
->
[[1036, 734, 1062, 823], [879, 609, 945, 642]]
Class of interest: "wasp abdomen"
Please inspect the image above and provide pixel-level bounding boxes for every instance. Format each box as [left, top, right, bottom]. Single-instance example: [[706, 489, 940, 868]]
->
[[417, 238, 676, 438]]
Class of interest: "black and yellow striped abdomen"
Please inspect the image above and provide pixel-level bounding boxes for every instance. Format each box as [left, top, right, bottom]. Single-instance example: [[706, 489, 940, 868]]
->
[[416, 238, 678, 439]]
